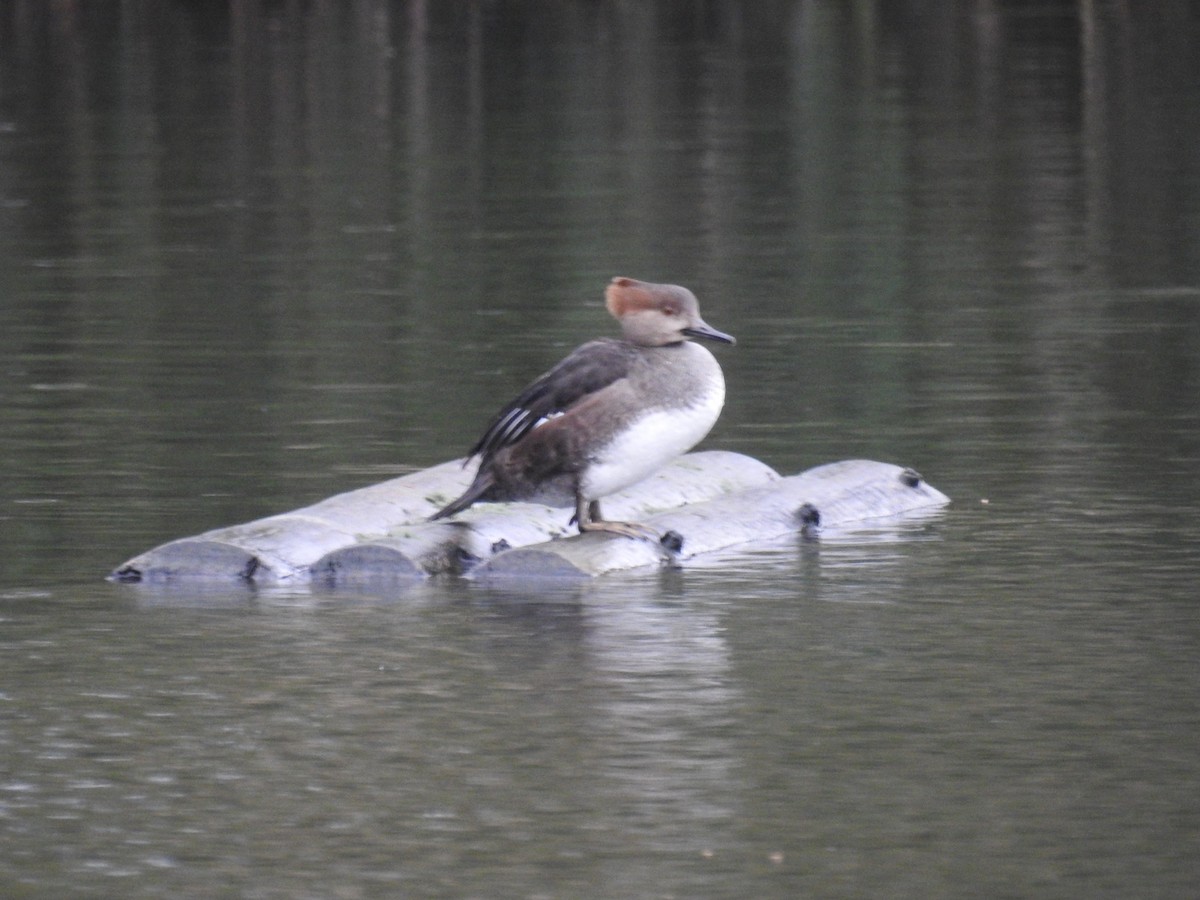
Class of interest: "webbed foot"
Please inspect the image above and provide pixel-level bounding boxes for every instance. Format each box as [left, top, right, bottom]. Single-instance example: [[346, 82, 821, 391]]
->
[[578, 518, 661, 544]]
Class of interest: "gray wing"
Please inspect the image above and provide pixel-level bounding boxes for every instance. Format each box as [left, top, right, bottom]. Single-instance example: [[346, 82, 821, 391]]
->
[[466, 338, 634, 465]]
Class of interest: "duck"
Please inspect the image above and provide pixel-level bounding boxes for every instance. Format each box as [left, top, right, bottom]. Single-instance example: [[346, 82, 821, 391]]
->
[[430, 276, 735, 540]]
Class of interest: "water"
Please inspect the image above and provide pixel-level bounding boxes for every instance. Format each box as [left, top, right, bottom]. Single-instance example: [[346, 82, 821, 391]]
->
[[2, 2, 1199, 897]]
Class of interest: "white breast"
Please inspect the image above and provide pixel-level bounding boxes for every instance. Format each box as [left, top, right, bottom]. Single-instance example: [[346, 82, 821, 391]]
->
[[580, 348, 726, 500]]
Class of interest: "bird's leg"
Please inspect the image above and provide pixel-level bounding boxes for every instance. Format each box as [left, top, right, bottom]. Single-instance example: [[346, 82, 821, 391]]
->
[[574, 493, 661, 543]]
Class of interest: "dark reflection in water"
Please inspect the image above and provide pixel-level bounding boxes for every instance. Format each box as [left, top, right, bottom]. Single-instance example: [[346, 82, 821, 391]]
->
[[2, 1, 1199, 897]]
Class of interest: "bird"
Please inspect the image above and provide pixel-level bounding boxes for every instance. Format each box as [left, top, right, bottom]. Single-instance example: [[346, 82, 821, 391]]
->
[[430, 276, 735, 541]]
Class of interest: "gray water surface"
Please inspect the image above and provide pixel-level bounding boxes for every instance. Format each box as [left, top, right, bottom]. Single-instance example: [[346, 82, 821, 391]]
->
[[2, 3, 1198, 898]]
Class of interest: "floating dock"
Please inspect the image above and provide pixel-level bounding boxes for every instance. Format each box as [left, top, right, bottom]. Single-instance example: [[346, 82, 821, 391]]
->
[[109, 451, 950, 584]]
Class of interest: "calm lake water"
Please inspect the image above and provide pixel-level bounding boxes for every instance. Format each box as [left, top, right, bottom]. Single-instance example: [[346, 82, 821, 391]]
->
[[2, 2, 1199, 897]]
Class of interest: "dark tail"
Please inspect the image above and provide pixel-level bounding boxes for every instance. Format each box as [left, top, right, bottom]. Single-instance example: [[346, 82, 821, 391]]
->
[[429, 468, 496, 521]]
